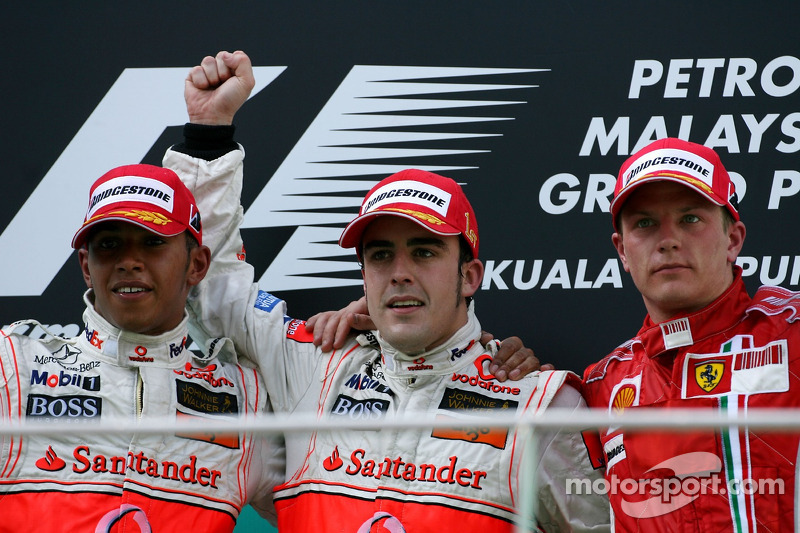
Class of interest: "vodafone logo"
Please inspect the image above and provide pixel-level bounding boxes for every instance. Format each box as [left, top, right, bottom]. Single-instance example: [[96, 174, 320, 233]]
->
[[473, 354, 495, 380], [450, 354, 521, 395], [174, 363, 234, 388], [405, 357, 433, 372]]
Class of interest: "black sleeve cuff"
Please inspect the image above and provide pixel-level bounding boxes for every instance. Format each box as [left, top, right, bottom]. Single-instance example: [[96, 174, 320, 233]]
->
[[171, 123, 239, 161]]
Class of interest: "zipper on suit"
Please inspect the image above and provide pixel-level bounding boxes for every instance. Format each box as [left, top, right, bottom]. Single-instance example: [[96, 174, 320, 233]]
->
[[135, 371, 144, 420]]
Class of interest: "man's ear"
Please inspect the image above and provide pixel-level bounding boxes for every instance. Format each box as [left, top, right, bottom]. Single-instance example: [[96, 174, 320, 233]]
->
[[78, 248, 93, 288], [726, 221, 746, 264], [612, 232, 630, 273], [186, 245, 211, 287], [461, 259, 484, 298]]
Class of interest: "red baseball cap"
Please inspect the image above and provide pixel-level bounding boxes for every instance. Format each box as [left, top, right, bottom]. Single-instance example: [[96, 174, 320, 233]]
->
[[610, 138, 739, 231], [71, 164, 202, 249], [339, 169, 479, 258]]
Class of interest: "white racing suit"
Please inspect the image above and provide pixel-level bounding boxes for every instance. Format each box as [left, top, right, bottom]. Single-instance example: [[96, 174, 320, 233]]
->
[[0, 295, 283, 532], [166, 146, 609, 532]]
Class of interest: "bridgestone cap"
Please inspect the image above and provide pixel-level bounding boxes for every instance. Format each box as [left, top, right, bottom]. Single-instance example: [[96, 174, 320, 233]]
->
[[610, 138, 740, 231], [71, 164, 202, 249], [339, 169, 479, 258]]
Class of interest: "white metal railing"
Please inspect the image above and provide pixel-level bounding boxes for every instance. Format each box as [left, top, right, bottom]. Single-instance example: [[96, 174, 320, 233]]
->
[[3, 407, 799, 531], [7, 408, 800, 436]]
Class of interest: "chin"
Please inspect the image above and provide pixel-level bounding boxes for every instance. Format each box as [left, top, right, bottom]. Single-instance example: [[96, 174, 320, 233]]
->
[[382, 329, 427, 355], [114, 318, 154, 335]]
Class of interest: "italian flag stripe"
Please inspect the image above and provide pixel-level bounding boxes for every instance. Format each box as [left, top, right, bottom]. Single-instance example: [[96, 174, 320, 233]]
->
[[721, 395, 746, 532], [720, 338, 753, 532]]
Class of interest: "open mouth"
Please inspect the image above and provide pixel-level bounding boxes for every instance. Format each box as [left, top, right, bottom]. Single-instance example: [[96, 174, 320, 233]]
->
[[114, 287, 149, 294], [388, 300, 423, 309]]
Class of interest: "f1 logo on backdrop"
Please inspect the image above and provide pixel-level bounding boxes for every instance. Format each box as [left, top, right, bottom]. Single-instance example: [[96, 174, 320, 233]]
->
[[0, 64, 544, 296]]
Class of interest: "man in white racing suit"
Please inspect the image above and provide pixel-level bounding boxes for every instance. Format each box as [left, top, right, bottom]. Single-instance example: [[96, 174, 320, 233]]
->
[[168, 50, 608, 532], [0, 161, 283, 531]]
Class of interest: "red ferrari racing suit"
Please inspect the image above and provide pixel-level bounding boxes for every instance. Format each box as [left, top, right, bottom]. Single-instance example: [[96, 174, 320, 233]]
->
[[165, 145, 610, 532], [583, 268, 800, 532], [0, 295, 283, 532]]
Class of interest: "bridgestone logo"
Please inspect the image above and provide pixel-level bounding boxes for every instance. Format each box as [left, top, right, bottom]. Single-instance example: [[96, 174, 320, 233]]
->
[[363, 180, 451, 216], [623, 148, 713, 188], [87, 176, 174, 218]]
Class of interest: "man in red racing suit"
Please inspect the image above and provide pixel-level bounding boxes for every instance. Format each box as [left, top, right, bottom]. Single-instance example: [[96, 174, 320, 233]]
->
[[582, 138, 800, 531]]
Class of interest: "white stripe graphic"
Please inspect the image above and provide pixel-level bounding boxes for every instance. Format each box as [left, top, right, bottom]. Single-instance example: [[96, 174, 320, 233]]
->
[[0, 66, 284, 296], [246, 65, 545, 291]]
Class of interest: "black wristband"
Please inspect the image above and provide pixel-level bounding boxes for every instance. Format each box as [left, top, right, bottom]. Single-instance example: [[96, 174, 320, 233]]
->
[[171, 123, 239, 161]]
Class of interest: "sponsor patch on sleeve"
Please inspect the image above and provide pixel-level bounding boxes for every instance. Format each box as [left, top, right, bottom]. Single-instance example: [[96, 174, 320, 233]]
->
[[254, 290, 283, 312], [285, 318, 314, 343]]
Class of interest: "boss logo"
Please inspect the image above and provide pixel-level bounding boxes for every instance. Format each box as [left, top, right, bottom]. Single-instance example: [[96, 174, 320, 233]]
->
[[330, 394, 390, 420], [27, 394, 102, 420]]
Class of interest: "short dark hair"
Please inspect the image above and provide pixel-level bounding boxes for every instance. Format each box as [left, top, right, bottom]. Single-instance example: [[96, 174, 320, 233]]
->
[[458, 236, 476, 307], [185, 231, 200, 252]]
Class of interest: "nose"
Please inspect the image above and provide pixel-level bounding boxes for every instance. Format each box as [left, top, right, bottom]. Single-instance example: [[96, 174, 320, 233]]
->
[[656, 221, 680, 252], [390, 252, 414, 284], [116, 244, 144, 272]]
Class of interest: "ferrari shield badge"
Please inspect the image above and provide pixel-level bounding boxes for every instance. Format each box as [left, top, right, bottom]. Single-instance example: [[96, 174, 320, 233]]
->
[[695, 362, 725, 392]]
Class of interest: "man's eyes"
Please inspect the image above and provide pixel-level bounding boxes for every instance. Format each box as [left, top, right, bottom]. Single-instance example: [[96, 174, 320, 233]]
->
[[366, 248, 436, 261], [367, 249, 391, 262], [95, 238, 119, 249], [633, 213, 701, 229], [93, 237, 165, 249], [413, 248, 435, 258]]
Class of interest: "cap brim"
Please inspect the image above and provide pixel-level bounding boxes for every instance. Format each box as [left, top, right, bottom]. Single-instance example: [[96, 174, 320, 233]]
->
[[339, 211, 462, 250], [71, 216, 186, 249], [610, 174, 726, 229]]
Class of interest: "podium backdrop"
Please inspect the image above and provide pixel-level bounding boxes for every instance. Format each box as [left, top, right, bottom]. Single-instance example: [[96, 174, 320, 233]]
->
[[4, 3, 799, 529]]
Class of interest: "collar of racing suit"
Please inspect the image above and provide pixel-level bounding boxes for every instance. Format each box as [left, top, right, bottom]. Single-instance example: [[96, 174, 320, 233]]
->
[[635, 266, 752, 357], [374, 303, 494, 378], [81, 290, 194, 369]]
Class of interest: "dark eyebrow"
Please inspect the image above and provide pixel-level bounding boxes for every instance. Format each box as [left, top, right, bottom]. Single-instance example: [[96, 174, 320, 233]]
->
[[407, 236, 446, 248], [362, 236, 447, 252], [363, 239, 394, 252], [625, 203, 710, 218]]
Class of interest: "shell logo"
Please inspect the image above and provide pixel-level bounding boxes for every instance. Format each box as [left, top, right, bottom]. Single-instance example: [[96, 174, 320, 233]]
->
[[612, 384, 636, 413]]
